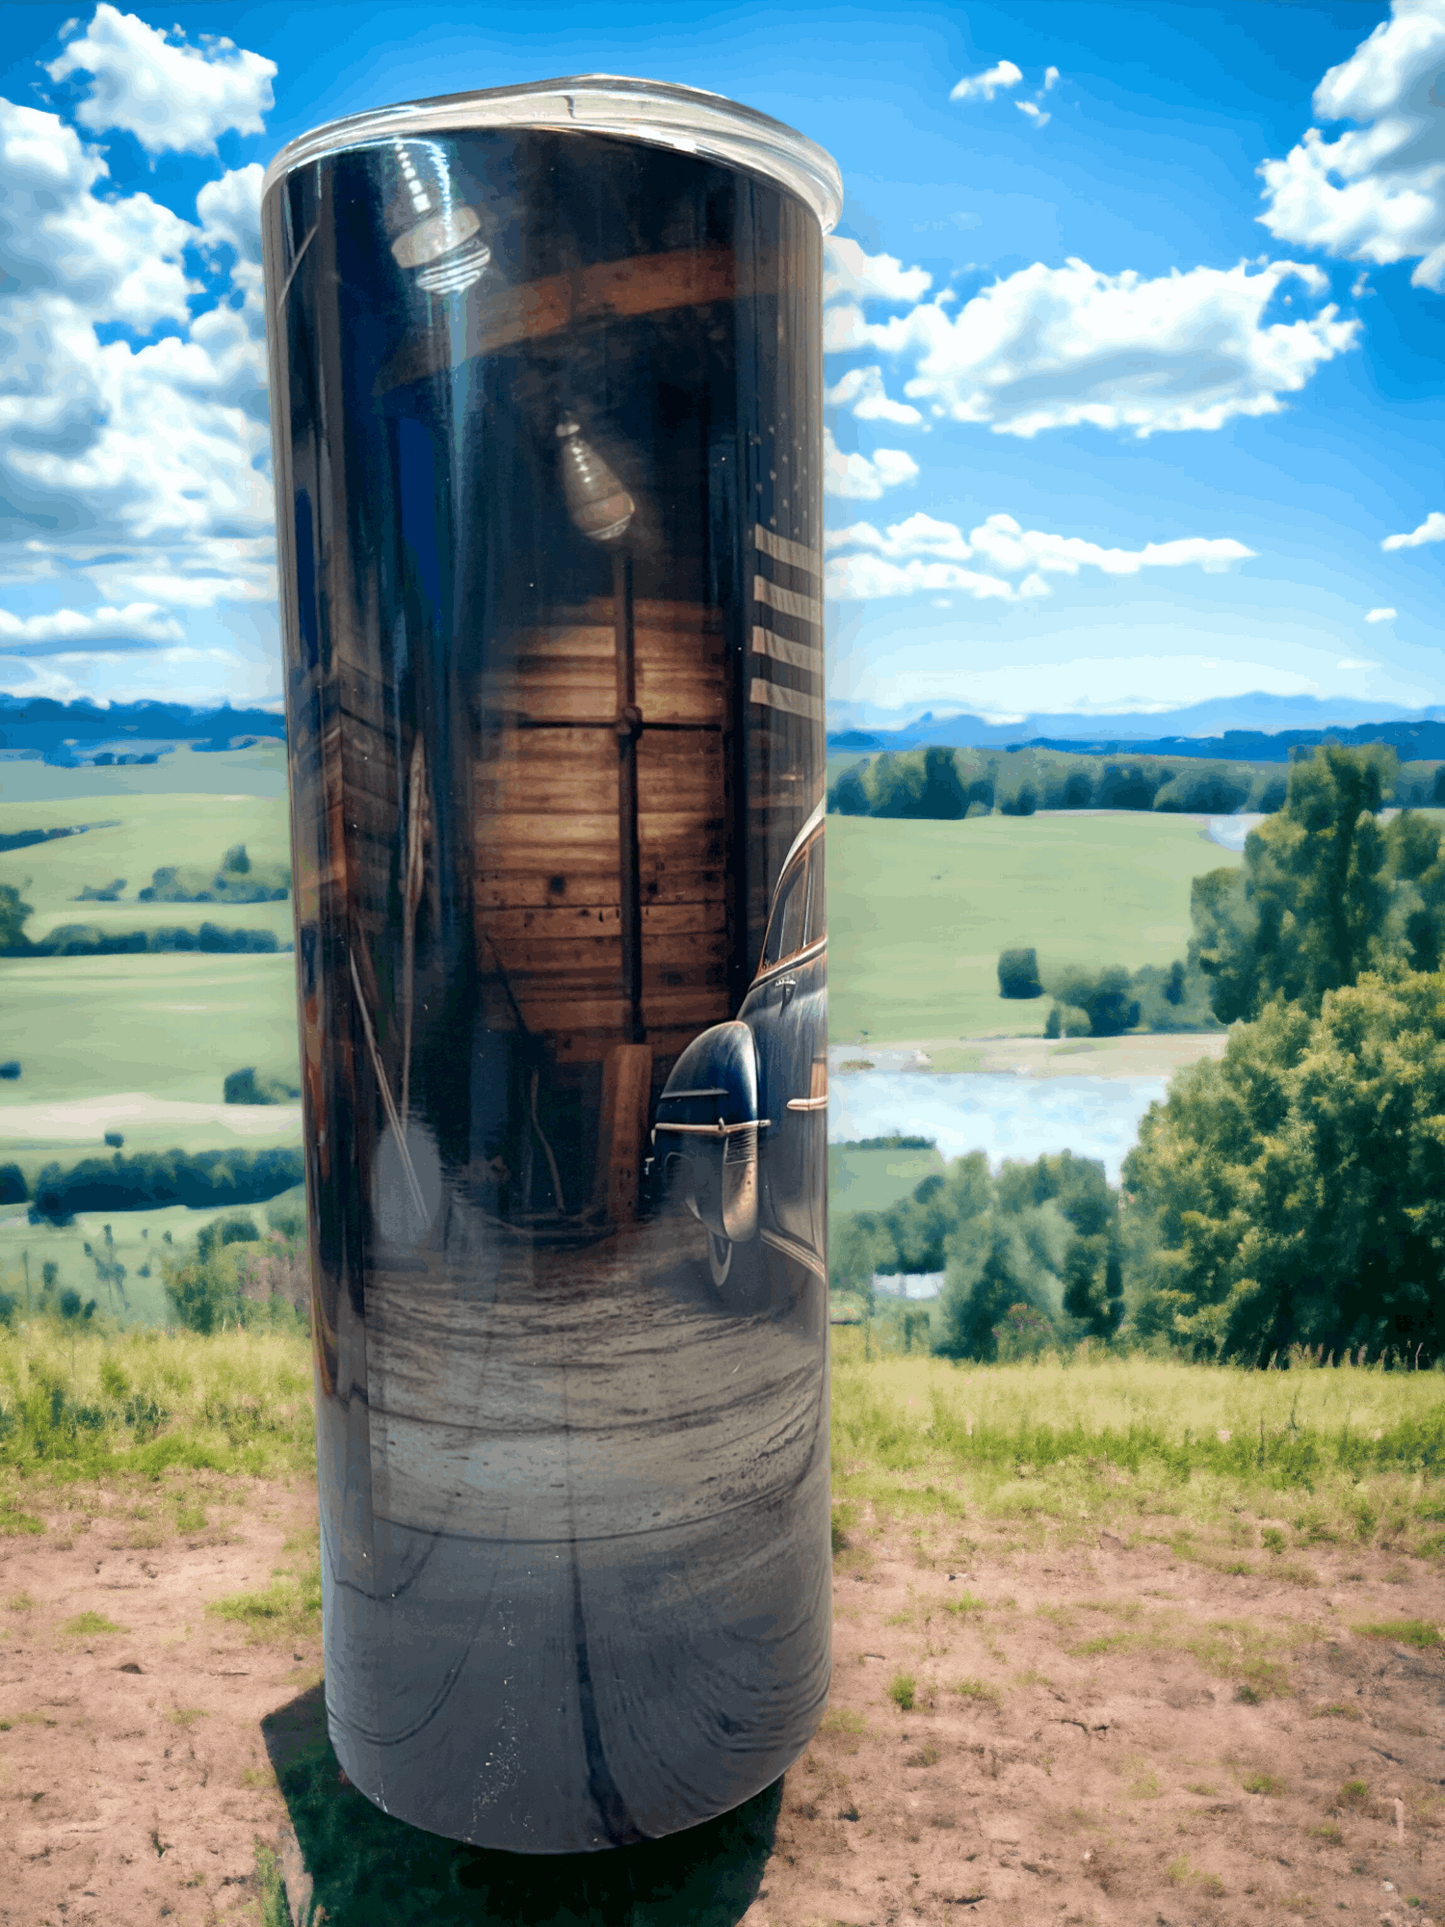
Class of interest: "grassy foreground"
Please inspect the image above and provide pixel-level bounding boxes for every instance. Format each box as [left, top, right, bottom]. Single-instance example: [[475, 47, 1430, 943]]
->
[[829, 1335, 1445, 1572], [3, 1320, 1440, 1570], [827, 809, 1243, 1044]]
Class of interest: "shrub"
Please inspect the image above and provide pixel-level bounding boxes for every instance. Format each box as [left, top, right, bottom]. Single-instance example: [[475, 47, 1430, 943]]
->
[[992, 1301, 1056, 1362], [264, 1188, 307, 1242], [997, 948, 1043, 1000], [1048, 965, 1140, 1037], [224, 1067, 301, 1105], [1044, 1003, 1091, 1039], [887, 1673, 916, 1711], [103, 1131, 123, 1149], [0, 1163, 26, 1204], [0, 1062, 20, 1081]]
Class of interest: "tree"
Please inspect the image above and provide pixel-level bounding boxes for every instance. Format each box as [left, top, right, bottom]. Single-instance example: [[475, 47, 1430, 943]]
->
[[1047, 965, 1140, 1036], [920, 746, 970, 819], [1123, 970, 1445, 1364], [1062, 1234, 1124, 1339], [0, 881, 33, 954], [932, 1216, 1033, 1361], [1190, 744, 1399, 1022], [997, 948, 1043, 999], [829, 763, 871, 815], [1383, 808, 1445, 974]]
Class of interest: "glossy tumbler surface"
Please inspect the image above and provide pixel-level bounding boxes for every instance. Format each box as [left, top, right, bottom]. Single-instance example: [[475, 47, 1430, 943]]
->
[[261, 78, 839, 1852]]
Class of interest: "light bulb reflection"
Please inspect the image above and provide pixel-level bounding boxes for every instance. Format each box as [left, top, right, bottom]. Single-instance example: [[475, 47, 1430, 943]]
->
[[557, 417, 635, 545], [387, 139, 491, 296]]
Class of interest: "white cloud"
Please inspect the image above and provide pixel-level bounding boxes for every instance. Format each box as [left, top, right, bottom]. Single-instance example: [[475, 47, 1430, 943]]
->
[[1365, 606, 1398, 622], [824, 365, 924, 425], [1258, 0, 1445, 291], [826, 551, 1019, 600], [0, 100, 197, 329], [950, 60, 1023, 103], [822, 428, 920, 500], [1338, 657, 1381, 668], [0, 98, 274, 660], [824, 237, 932, 305], [0, 601, 184, 646], [1016, 101, 1050, 128], [824, 510, 1255, 600], [46, 5, 277, 156], [1042, 66, 1061, 92], [831, 255, 1359, 438], [197, 162, 265, 313], [1382, 509, 1445, 548]]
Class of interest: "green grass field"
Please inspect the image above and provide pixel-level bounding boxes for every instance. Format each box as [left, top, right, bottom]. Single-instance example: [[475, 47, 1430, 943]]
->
[[829, 1143, 944, 1214], [826, 810, 1244, 1045], [0, 950, 301, 1112], [0, 781, 292, 944], [0, 1194, 297, 1326]]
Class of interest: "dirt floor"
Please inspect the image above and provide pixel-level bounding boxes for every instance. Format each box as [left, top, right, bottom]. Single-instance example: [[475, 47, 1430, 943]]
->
[[1, 1479, 1441, 1926]]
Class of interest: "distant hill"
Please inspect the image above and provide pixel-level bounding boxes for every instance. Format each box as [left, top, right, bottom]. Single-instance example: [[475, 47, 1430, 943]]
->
[[828, 694, 1445, 765], [0, 696, 286, 766]]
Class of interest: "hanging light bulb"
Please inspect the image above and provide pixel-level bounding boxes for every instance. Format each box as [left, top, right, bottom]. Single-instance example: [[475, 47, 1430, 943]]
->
[[385, 139, 491, 296], [556, 417, 635, 545]]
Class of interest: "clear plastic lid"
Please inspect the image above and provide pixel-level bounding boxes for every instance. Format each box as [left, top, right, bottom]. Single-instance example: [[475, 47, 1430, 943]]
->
[[262, 75, 842, 235]]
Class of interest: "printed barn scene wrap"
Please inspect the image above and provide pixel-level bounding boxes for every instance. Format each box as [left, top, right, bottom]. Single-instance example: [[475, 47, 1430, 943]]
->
[[260, 78, 841, 1852]]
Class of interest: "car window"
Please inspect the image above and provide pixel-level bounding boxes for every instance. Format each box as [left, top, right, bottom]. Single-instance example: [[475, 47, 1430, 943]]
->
[[804, 838, 825, 945], [762, 854, 808, 969]]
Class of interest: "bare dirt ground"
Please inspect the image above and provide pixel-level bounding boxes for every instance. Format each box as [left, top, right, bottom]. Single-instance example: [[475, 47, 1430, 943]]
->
[[2, 1480, 1442, 1927]]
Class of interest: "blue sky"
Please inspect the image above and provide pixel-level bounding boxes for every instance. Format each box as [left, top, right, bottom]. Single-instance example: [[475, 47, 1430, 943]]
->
[[1, 0, 1442, 723]]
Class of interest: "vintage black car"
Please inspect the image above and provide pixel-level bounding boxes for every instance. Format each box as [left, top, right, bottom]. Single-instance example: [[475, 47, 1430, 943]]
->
[[652, 800, 826, 1290]]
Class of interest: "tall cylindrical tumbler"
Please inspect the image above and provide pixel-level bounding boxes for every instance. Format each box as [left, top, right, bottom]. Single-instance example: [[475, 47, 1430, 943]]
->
[[260, 78, 840, 1852]]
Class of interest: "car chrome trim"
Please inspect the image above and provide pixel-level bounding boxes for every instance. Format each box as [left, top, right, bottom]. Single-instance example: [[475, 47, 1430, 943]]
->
[[760, 1226, 827, 1280], [752, 936, 825, 985], [786, 1095, 828, 1111], [652, 1118, 772, 1137], [779, 799, 826, 878]]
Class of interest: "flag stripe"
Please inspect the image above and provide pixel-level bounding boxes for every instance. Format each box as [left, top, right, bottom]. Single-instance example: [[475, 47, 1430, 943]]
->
[[754, 574, 823, 626], [750, 676, 825, 721], [754, 524, 822, 580]]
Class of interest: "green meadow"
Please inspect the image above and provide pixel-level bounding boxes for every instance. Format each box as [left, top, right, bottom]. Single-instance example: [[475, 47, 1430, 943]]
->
[[0, 745, 300, 1148], [0, 1193, 302, 1327], [826, 809, 1245, 1045], [0, 780, 293, 945], [0, 950, 300, 1114], [0, 740, 287, 805], [829, 1142, 945, 1214]]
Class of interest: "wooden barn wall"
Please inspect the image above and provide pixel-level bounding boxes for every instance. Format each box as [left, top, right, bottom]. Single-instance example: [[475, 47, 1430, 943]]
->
[[475, 596, 731, 1068]]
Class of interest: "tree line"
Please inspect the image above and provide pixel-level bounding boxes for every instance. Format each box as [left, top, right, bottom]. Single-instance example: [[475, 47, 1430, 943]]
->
[[0, 883, 284, 956], [829, 741, 1445, 821], [833, 745, 1445, 1366], [24, 1146, 304, 1225]]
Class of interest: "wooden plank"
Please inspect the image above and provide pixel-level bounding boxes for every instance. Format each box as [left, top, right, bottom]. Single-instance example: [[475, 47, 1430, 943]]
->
[[641, 901, 726, 935], [485, 905, 622, 939], [592, 1043, 653, 1223], [476, 875, 620, 910], [490, 935, 622, 976]]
